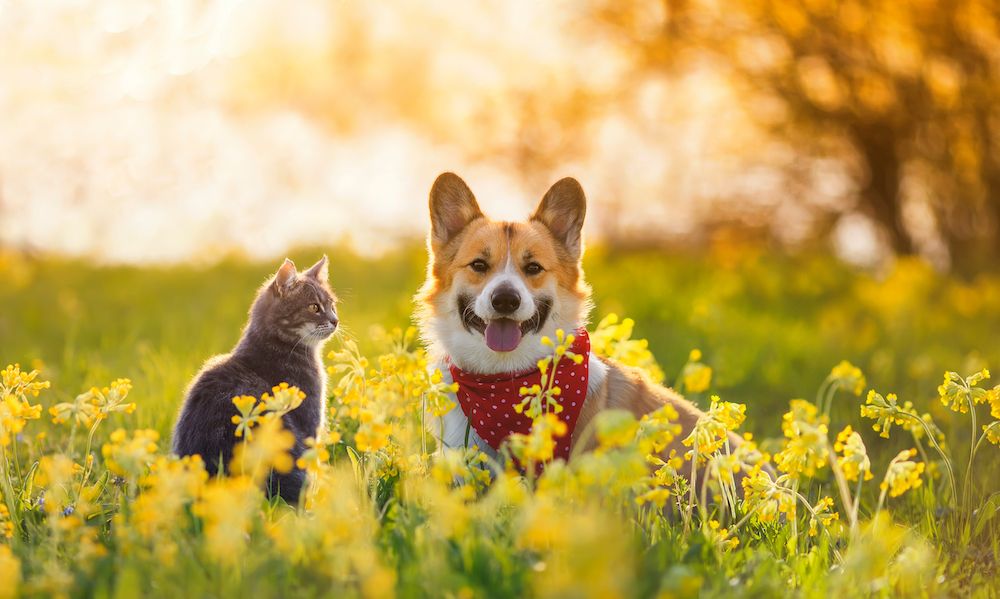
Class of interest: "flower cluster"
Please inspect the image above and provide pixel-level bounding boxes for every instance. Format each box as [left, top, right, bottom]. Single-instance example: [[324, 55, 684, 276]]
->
[[0, 503, 12, 539], [0, 309, 997, 599], [808, 496, 839, 537], [682, 397, 745, 460], [589, 313, 664, 383], [741, 466, 797, 523], [829, 361, 866, 396], [50, 379, 136, 429], [937, 369, 991, 414], [680, 349, 713, 394], [514, 329, 583, 419], [0, 364, 47, 446], [860, 390, 916, 439], [880, 449, 925, 498], [231, 382, 307, 441], [774, 399, 828, 479], [101, 428, 160, 477], [834, 425, 872, 482]]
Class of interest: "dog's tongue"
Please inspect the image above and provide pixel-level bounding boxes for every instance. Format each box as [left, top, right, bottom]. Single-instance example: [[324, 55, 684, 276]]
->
[[485, 319, 522, 352]]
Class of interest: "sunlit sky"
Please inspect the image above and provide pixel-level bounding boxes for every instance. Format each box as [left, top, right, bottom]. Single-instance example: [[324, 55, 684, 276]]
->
[[0, 0, 862, 263]]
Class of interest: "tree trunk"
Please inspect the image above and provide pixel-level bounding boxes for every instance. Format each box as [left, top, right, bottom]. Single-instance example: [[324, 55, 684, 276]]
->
[[854, 127, 915, 255]]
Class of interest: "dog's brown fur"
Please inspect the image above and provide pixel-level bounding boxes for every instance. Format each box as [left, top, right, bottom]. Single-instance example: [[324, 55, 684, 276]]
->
[[418, 172, 742, 482]]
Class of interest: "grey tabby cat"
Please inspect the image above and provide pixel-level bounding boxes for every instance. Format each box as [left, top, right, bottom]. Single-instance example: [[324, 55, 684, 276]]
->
[[172, 256, 338, 504]]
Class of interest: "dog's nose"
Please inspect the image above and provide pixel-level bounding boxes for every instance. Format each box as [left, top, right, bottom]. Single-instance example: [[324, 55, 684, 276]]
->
[[491, 287, 521, 315]]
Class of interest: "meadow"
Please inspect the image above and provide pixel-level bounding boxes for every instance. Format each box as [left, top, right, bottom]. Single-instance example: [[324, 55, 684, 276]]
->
[[2, 242, 1000, 598]]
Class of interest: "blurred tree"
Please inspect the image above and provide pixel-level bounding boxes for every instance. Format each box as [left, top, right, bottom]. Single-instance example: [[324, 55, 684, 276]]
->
[[591, 0, 1000, 271]]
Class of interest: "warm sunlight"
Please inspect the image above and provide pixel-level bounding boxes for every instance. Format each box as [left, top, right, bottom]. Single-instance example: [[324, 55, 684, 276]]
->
[[3, 2, 1000, 597]]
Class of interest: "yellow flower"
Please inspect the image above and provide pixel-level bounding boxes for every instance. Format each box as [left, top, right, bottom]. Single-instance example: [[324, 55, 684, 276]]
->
[[636, 486, 672, 508], [101, 428, 159, 477], [231, 395, 263, 439], [636, 404, 682, 454], [87, 378, 137, 417], [508, 413, 568, 464], [133, 455, 208, 539], [680, 349, 713, 394], [230, 417, 295, 482], [296, 432, 337, 473], [0, 545, 21, 599], [774, 400, 828, 479], [880, 449, 925, 498], [0, 504, 14, 539], [261, 382, 306, 416], [589, 314, 665, 383], [682, 363, 713, 394], [34, 454, 78, 515], [355, 411, 392, 453], [49, 391, 100, 427], [594, 410, 639, 451], [517, 495, 567, 551], [938, 369, 990, 413], [430, 447, 491, 491], [988, 386, 1000, 420], [860, 390, 916, 439], [808, 496, 839, 537], [647, 449, 684, 487], [834, 425, 873, 482], [0, 363, 47, 446], [682, 397, 745, 459], [1, 363, 50, 397], [704, 519, 739, 551], [425, 369, 458, 417], [741, 466, 797, 523], [193, 476, 261, 564], [830, 360, 866, 396], [981, 422, 1000, 445]]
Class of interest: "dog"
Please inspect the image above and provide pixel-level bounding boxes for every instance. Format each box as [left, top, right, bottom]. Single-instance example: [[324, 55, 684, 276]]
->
[[416, 172, 744, 482]]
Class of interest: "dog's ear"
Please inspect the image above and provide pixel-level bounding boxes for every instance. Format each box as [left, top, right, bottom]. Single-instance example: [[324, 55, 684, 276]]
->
[[429, 172, 483, 249], [304, 255, 328, 284], [532, 177, 586, 259], [272, 258, 297, 296]]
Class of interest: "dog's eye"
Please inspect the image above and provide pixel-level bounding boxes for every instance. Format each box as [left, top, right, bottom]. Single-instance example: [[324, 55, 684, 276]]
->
[[524, 262, 544, 275], [469, 259, 489, 273], [308, 303, 320, 313]]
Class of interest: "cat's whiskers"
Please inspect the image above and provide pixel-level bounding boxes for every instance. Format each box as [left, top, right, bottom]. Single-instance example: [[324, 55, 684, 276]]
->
[[286, 328, 322, 362]]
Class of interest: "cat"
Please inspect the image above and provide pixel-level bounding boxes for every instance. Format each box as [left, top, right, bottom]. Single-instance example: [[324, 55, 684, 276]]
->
[[172, 256, 338, 504]]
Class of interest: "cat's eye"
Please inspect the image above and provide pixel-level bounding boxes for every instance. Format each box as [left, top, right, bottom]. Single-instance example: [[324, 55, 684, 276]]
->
[[469, 259, 489, 273], [308, 303, 321, 313], [524, 262, 544, 275]]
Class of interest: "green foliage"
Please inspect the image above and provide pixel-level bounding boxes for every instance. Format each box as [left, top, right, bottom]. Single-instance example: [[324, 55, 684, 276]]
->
[[2, 246, 1000, 597]]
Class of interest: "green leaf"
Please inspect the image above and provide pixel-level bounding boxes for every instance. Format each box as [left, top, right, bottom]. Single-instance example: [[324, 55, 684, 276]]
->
[[346, 445, 363, 483], [973, 492, 1000, 537]]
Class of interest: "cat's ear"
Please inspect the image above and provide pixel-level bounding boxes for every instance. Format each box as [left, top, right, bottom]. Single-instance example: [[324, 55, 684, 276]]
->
[[305, 255, 328, 283], [531, 177, 587, 260], [429, 172, 483, 250], [272, 258, 297, 295]]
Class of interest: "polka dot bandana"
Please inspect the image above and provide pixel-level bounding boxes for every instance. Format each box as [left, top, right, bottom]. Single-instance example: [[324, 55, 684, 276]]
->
[[448, 329, 590, 462]]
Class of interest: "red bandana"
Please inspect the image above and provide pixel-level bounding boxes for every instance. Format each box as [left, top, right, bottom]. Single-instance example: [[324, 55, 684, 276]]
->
[[448, 329, 590, 461]]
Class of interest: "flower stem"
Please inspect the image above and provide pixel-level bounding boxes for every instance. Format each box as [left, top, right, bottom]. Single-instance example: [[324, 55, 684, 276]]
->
[[899, 412, 958, 505], [964, 398, 977, 512], [874, 485, 888, 520], [0, 449, 21, 537], [686, 442, 699, 533], [827, 448, 857, 535], [972, 422, 1000, 457]]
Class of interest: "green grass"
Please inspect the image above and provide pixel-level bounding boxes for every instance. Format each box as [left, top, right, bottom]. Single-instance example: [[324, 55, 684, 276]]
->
[[2, 244, 1000, 597]]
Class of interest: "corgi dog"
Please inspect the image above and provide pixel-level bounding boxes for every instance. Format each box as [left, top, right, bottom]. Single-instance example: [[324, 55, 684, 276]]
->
[[416, 172, 744, 480]]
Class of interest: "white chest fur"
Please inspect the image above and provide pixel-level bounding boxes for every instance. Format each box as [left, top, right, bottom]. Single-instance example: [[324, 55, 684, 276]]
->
[[427, 355, 609, 462]]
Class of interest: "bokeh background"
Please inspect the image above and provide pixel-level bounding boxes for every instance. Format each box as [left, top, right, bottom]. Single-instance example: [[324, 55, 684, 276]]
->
[[3, 0, 1000, 449]]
